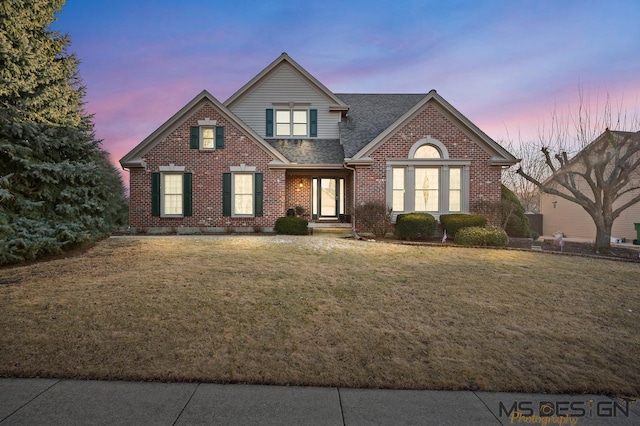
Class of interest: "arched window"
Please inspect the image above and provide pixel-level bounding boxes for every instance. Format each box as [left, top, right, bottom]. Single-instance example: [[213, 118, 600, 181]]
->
[[387, 136, 469, 218], [413, 144, 441, 159]]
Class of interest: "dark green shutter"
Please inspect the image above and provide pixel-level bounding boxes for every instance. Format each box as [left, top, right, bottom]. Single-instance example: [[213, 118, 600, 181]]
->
[[151, 172, 160, 216], [190, 126, 199, 149], [265, 109, 274, 137], [254, 173, 263, 217], [183, 173, 192, 216], [310, 109, 318, 137], [222, 173, 231, 217], [215, 126, 224, 149]]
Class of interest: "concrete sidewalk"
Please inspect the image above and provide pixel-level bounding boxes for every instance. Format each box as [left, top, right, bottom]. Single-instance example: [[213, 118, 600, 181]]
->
[[0, 379, 638, 425]]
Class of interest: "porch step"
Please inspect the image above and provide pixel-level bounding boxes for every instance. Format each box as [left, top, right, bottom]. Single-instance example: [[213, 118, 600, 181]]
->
[[308, 223, 353, 237]]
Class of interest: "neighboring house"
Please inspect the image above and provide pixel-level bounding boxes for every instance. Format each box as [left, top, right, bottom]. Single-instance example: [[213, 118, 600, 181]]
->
[[120, 53, 517, 233], [540, 130, 640, 241]]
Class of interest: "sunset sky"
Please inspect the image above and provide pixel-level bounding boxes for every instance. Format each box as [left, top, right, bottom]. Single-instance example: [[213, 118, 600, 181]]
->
[[53, 0, 640, 180]]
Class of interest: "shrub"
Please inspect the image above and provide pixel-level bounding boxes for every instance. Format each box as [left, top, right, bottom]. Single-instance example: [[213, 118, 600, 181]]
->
[[454, 226, 508, 247], [274, 217, 308, 235], [439, 214, 486, 237], [355, 201, 392, 237], [501, 185, 531, 238], [395, 212, 437, 240]]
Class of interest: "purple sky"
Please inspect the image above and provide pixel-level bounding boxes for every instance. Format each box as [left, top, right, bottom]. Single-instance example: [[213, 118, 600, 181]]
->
[[54, 0, 640, 181]]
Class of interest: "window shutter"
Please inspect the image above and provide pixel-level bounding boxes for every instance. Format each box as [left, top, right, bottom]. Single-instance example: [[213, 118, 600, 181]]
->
[[151, 172, 160, 216], [254, 173, 263, 217], [222, 173, 231, 217], [215, 126, 224, 149], [183, 173, 193, 216], [310, 109, 318, 137], [265, 109, 274, 137], [190, 126, 199, 149]]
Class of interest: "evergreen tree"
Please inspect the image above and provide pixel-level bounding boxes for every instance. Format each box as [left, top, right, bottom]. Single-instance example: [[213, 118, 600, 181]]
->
[[0, 0, 128, 264]]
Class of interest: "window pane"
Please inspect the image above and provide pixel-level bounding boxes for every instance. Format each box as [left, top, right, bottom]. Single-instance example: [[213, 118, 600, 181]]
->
[[450, 168, 461, 189], [414, 145, 441, 159], [339, 178, 345, 215], [312, 178, 318, 216], [292, 123, 307, 136], [415, 168, 439, 211], [276, 123, 291, 136], [292, 110, 307, 124], [392, 168, 405, 212], [392, 168, 404, 190], [276, 110, 290, 123], [163, 174, 183, 215], [234, 195, 253, 215], [449, 168, 461, 211], [275, 110, 291, 136], [234, 174, 253, 215], [202, 128, 214, 148]]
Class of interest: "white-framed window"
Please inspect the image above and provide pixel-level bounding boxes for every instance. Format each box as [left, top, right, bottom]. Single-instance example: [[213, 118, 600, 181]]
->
[[387, 137, 470, 216], [392, 167, 405, 212], [233, 173, 254, 216], [162, 173, 183, 216], [449, 167, 462, 212], [276, 109, 308, 137], [414, 167, 439, 212], [201, 127, 215, 149]]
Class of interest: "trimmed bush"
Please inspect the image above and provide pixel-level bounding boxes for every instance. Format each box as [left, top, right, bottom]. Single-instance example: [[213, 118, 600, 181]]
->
[[395, 212, 437, 240], [355, 200, 392, 237], [274, 217, 308, 235], [454, 226, 508, 247], [439, 213, 487, 237]]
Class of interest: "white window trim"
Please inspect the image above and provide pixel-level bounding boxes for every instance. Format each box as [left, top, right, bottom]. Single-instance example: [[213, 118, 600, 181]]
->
[[231, 172, 255, 217], [275, 109, 308, 137], [408, 136, 449, 158], [160, 172, 184, 218], [386, 160, 470, 221], [197, 119, 218, 150], [230, 165, 257, 217]]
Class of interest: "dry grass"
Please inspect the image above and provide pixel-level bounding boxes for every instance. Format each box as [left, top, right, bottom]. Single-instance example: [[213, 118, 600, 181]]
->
[[1, 235, 638, 396]]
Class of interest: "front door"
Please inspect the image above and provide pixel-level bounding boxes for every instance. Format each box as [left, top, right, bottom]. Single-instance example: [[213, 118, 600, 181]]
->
[[312, 177, 345, 220]]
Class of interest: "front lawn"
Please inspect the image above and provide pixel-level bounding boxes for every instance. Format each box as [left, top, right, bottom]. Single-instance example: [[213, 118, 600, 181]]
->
[[0, 236, 638, 395]]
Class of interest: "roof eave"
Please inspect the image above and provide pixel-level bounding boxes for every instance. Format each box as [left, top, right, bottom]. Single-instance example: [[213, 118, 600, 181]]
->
[[268, 162, 346, 170]]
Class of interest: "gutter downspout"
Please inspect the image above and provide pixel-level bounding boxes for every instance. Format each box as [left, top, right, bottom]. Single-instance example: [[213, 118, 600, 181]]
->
[[343, 162, 363, 240]]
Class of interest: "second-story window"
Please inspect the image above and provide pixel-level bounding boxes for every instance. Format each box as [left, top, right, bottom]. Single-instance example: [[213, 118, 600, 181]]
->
[[276, 109, 308, 137]]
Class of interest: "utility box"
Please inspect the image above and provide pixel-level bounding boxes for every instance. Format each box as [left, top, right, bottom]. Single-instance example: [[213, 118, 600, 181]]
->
[[634, 223, 640, 245]]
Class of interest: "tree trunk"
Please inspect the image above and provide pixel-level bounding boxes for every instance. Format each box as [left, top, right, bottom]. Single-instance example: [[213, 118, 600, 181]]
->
[[592, 213, 614, 253]]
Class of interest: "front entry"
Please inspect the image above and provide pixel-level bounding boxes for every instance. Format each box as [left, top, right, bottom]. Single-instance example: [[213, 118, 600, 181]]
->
[[312, 177, 345, 220]]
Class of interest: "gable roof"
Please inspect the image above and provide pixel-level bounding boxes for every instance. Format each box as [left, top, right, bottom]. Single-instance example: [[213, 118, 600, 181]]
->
[[336, 94, 426, 158], [120, 90, 289, 169], [224, 52, 349, 111], [347, 90, 518, 166]]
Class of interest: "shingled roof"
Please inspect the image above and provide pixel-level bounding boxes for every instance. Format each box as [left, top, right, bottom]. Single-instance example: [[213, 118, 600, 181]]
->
[[266, 139, 345, 164], [336, 94, 426, 158]]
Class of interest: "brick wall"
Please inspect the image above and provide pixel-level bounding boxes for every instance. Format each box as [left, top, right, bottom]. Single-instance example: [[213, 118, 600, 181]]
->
[[354, 103, 503, 224], [128, 101, 286, 230]]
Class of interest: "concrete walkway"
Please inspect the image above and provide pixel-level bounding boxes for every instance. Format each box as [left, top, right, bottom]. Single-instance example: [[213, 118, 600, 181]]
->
[[0, 379, 637, 425]]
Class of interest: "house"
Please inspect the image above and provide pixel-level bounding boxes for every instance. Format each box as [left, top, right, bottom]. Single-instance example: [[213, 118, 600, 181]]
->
[[120, 53, 517, 233], [540, 130, 640, 241]]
